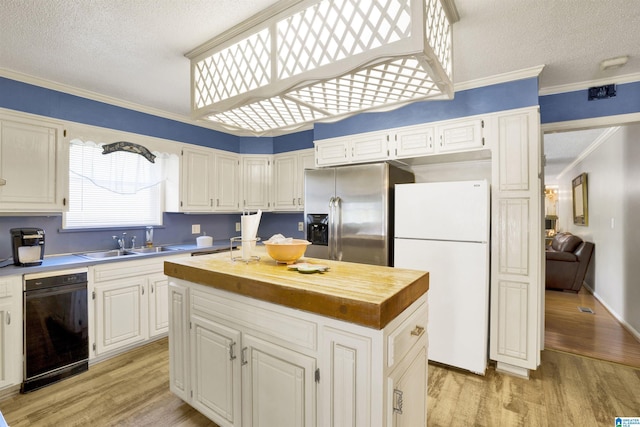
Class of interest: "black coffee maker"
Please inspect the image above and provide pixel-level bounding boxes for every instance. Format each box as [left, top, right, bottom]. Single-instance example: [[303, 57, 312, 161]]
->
[[10, 228, 45, 266]]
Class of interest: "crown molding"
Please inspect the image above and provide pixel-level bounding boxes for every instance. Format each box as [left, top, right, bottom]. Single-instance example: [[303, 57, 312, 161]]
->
[[454, 65, 544, 92], [0, 67, 228, 131], [556, 126, 621, 180], [539, 72, 640, 96]]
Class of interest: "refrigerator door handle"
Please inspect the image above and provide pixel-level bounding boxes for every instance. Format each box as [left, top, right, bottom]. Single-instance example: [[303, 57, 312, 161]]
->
[[334, 196, 342, 261], [328, 197, 336, 260]]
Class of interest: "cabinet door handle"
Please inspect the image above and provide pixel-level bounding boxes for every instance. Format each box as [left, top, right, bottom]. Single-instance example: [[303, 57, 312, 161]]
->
[[6, 311, 10, 325], [151, 284, 155, 293], [241, 347, 248, 366], [210, 199, 213, 207], [217, 198, 220, 207], [229, 342, 237, 360], [411, 325, 425, 337], [0, 178, 6, 186], [293, 198, 296, 205], [393, 389, 403, 414], [141, 286, 145, 295], [298, 197, 301, 205]]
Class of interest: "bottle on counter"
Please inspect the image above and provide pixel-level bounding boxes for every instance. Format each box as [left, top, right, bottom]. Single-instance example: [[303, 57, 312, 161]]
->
[[145, 226, 154, 247]]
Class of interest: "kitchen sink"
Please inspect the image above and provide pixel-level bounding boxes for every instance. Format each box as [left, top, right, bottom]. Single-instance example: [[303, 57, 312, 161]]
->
[[127, 246, 176, 254], [76, 249, 135, 259]]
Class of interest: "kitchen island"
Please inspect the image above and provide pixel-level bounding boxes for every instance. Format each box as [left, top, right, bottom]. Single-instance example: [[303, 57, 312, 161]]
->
[[164, 249, 429, 427]]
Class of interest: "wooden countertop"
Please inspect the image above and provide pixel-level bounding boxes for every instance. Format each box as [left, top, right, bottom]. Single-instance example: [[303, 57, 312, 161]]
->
[[164, 248, 429, 330]]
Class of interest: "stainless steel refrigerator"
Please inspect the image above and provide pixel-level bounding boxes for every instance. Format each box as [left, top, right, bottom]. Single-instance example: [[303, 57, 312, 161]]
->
[[304, 162, 414, 266]]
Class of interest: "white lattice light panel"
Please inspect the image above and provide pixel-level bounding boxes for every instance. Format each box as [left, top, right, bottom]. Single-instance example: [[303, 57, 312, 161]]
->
[[189, 0, 453, 135]]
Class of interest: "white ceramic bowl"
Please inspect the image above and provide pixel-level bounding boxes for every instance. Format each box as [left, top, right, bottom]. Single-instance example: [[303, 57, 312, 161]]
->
[[263, 239, 311, 264]]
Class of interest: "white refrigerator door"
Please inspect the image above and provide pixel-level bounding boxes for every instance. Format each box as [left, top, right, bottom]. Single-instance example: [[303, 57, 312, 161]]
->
[[394, 238, 489, 374], [395, 180, 489, 242]]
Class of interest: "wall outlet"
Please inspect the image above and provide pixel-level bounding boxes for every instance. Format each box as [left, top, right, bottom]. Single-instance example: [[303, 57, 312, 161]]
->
[[235, 222, 241, 232], [192, 224, 201, 234], [298, 221, 304, 232]]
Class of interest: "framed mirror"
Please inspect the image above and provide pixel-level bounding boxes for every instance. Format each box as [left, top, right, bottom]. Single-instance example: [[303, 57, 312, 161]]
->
[[572, 173, 588, 226]]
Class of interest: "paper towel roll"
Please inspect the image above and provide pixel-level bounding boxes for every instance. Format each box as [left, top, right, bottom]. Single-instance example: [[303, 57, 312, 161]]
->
[[241, 210, 262, 260]]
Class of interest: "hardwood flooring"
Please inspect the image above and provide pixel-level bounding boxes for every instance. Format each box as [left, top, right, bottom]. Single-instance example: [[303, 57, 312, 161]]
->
[[545, 288, 640, 369], [1, 338, 639, 426]]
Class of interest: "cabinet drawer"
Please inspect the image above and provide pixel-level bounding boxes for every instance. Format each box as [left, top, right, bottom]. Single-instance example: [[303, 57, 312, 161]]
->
[[92, 255, 180, 283], [191, 287, 317, 352], [387, 301, 428, 367]]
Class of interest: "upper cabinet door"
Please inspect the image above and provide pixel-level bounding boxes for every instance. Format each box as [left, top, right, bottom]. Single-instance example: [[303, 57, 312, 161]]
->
[[181, 147, 214, 212], [214, 152, 240, 212], [242, 156, 272, 211], [273, 154, 298, 211], [0, 115, 67, 211], [394, 125, 435, 158], [437, 119, 484, 153]]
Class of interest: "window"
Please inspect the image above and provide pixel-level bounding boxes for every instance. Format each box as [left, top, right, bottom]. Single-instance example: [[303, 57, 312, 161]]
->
[[64, 139, 167, 229]]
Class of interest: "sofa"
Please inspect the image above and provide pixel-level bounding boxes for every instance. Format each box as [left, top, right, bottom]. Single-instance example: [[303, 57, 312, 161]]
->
[[545, 232, 594, 292]]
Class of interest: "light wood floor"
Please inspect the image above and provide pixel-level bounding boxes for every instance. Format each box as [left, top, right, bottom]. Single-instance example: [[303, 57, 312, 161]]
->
[[1, 338, 639, 426], [545, 288, 640, 369]]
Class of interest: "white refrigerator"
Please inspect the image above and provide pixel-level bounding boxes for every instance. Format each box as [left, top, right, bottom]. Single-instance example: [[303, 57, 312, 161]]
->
[[394, 180, 490, 374]]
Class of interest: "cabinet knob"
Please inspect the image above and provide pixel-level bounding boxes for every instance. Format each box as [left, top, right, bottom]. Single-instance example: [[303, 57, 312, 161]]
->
[[0, 178, 6, 186], [410, 325, 425, 337], [393, 389, 403, 414], [229, 342, 237, 361]]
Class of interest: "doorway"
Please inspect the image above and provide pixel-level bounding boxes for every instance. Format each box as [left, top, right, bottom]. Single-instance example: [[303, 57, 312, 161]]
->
[[542, 123, 640, 368]]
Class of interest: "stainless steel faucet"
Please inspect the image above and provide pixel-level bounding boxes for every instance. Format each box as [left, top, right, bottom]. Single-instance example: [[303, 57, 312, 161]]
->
[[113, 232, 127, 250]]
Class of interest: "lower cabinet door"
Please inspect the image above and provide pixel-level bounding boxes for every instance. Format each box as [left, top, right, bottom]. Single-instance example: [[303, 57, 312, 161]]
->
[[168, 282, 189, 401], [148, 274, 169, 337], [191, 316, 242, 427], [242, 334, 317, 427], [94, 279, 148, 355], [388, 345, 427, 427]]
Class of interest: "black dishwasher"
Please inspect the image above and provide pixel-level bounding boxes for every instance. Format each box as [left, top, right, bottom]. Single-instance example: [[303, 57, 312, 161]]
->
[[22, 269, 89, 393]]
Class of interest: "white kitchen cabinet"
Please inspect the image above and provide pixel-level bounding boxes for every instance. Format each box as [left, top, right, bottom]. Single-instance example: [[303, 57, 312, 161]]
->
[[315, 137, 348, 166], [315, 116, 486, 166], [91, 255, 181, 359], [0, 275, 22, 391], [169, 281, 190, 402], [148, 273, 169, 338], [241, 155, 272, 211], [436, 118, 485, 153], [314, 131, 388, 166], [387, 345, 427, 427], [174, 146, 241, 213], [94, 277, 148, 355], [242, 334, 316, 427], [214, 152, 240, 211], [0, 111, 67, 212], [351, 132, 389, 162], [273, 149, 314, 211], [489, 107, 542, 377], [393, 124, 435, 158], [190, 314, 242, 426], [181, 146, 215, 212], [170, 278, 428, 427]]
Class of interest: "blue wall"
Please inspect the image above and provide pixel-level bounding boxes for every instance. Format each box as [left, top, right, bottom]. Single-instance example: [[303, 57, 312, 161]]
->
[[540, 80, 640, 124]]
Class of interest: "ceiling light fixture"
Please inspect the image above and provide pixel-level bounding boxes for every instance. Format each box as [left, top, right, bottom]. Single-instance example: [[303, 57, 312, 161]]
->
[[186, 0, 458, 136], [600, 55, 629, 71]]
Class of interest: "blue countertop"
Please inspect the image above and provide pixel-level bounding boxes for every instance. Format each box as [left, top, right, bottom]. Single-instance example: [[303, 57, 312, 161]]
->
[[0, 242, 234, 277]]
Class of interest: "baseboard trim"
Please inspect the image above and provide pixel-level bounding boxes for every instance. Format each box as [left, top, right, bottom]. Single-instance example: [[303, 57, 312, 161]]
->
[[495, 361, 530, 379], [583, 284, 640, 343]]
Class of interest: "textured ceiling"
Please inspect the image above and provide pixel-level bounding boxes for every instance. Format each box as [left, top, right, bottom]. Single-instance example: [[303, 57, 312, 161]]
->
[[543, 128, 608, 184], [0, 0, 639, 168]]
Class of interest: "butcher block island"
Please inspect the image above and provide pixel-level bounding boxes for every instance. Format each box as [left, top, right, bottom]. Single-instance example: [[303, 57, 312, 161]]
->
[[164, 249, 429, 427]]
